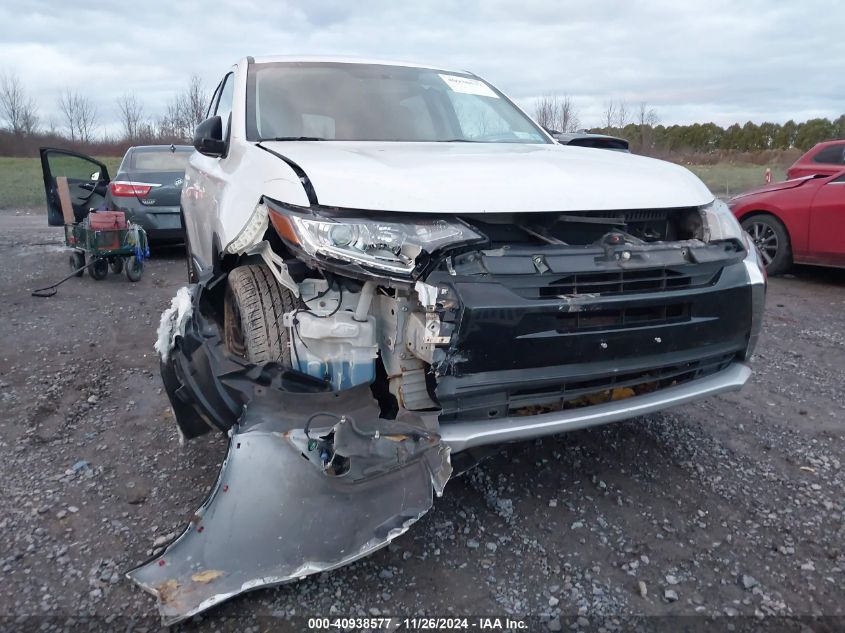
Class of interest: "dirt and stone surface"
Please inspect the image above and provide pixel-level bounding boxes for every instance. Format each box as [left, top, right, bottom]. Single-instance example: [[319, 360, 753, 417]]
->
[[0, 209, 843, 632]]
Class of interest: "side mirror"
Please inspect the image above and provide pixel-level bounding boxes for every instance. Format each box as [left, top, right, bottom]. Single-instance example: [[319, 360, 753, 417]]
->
[[193, 115, 225, 157], [89, 170, 100, 181]]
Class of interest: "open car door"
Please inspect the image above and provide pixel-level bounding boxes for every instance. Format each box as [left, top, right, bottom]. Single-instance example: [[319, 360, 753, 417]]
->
[[39, 148, 111, 226]]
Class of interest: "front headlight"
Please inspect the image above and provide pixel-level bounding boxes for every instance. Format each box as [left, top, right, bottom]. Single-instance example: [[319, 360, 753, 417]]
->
[[701, 199, 744, 243], [267, 201, 482, 276]]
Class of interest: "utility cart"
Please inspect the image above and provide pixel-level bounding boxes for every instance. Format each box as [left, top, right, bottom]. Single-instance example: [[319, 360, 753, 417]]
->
[[64, 212, 149, 281]]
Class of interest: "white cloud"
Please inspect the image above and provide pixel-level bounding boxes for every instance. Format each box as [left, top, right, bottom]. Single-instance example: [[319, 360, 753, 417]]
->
[[2, 0, 843, 134]]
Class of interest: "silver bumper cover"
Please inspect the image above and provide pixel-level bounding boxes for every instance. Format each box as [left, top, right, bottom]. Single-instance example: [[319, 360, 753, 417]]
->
[[440, 361, 751, 453]]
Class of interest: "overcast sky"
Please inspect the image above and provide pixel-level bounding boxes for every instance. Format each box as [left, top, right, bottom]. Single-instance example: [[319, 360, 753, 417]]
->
[[2, 0, 843, 135]]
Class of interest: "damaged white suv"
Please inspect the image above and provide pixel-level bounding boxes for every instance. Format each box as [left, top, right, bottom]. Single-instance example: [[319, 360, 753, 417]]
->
[[135, 57, 766, 622]]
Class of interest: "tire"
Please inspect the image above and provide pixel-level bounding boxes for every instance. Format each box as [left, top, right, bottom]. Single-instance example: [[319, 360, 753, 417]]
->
[[741, 214, 791, 275], [109, 257, 124, 274], [89, 257, 108, 280], [125, 255, 143, 282], [224, 264, 296, 365], [69, 251, 85, 277]]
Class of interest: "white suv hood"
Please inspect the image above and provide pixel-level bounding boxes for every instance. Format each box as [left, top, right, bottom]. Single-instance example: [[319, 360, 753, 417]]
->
[[260, 141, 713, 213]]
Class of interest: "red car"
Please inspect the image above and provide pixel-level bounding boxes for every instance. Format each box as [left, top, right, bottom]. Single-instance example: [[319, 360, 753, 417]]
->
[[729, 170, 845, 274], [786, 140, 845, 179]]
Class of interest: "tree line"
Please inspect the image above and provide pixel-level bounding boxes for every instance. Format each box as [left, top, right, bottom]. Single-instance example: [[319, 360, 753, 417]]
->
[[534, 94, 844, 154], [0, 69, 210, 153]]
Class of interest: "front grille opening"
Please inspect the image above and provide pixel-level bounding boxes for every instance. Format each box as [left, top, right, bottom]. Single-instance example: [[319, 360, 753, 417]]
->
[[536, 267, 719, 298], [554, 303, 689, 332]]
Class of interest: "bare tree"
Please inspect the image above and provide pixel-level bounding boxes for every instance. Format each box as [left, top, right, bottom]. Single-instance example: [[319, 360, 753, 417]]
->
[[116, 92, 144, 141], [534, 95, 557, 131], [602, 99, 617, 131], [637, 102, 658, 127], [158, 99, 187, 141], [0, 71, 39, 134], [58, 89, 98, 142], [76, 96, 98, 142], [602, 98, 631, 133], [636, 101, 659, 152], [557, 95, 579, 133], [157, 74, 209, 141], [58, 90, 80, 140], [180, 74, 207, 129], [534, 94, 579, 133], [616, 100, 629, 130]]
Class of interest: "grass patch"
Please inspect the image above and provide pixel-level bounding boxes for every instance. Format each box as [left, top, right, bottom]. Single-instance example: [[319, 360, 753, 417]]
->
[[687, 163, 786, 198], [0, 156, 122, 210]]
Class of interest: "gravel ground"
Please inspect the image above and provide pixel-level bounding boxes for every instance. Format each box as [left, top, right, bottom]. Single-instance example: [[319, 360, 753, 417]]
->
[[0, 210, 843, 632]]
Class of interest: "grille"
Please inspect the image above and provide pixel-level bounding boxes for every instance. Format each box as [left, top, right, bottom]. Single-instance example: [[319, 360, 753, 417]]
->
[[552, 302, 690, 332], [512, 266, 721, 299]]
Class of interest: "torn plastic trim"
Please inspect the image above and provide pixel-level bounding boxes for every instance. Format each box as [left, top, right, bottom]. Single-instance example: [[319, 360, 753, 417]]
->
[[157, 281, 329, 438], [154, 286, 194, 362], [128, 386, 450, 624], [245, 239, 300, 296], [155, 278, 303, 435]]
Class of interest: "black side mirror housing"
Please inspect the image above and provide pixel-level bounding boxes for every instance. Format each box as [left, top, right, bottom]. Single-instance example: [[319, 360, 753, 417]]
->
[[193, 116, 225, 157]]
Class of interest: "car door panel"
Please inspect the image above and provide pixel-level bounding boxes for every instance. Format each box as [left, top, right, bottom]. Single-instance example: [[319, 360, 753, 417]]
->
[[39, 148, 111, 225], [807, 173, 845, 265]]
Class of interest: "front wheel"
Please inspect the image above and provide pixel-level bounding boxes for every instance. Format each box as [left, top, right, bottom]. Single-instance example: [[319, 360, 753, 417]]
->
[[109, 257, 124, 274], [741, 214, 791, 275], [224, 264, 296, 364], [89, 257, 108, 280]]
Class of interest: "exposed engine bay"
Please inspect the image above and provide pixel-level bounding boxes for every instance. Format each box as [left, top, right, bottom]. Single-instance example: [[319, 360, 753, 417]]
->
[[131, 200, 761, 623], [258, 202, 749, 424]]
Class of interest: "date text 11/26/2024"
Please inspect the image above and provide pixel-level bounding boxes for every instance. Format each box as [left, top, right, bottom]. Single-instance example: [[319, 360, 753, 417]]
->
[[307, 617, 529, 630]]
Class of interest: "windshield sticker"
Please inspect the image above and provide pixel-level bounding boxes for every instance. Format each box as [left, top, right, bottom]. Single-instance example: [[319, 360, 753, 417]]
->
[[438, 74, 499, 98]]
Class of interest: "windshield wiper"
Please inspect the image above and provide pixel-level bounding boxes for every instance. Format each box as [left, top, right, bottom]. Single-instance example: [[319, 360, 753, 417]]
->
[[435, 138, 480, 142], [263, 136, 326, 141]]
